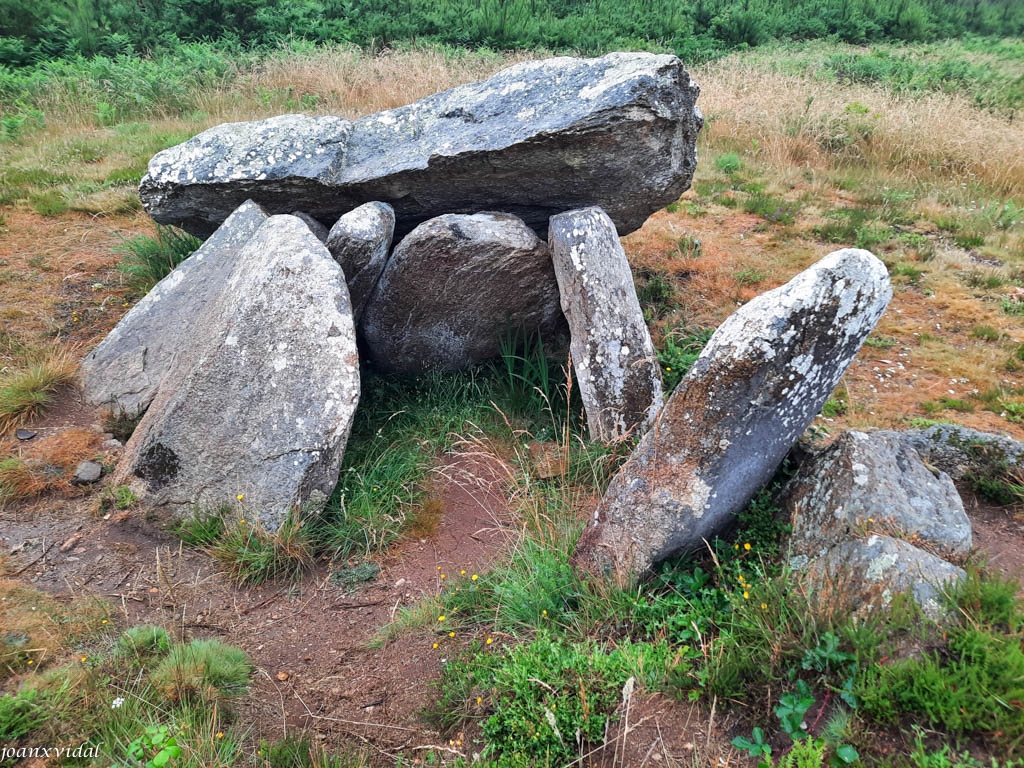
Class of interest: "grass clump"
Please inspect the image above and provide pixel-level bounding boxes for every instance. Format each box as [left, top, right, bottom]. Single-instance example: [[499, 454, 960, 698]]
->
[[28, 190, 69, 216], [207, 509, 315, 586], [151, 638, 251, 704], [743, 193, 801, 224], [0, 346, 77, 433], [970, 325, 1000, 342], [0, 689, 45, 741], [115, 224, 201, 293], [116, 625, 171, 659], [635, 269, 679, 321]]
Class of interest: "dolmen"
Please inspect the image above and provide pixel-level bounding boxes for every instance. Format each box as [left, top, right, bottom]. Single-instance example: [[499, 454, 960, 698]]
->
[[80, 50, 958, 618], [82, 52, 701, 530]]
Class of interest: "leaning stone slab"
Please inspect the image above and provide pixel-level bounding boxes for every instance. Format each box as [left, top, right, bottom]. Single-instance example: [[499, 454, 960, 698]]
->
[[361, 212, 566, 373], [573, 248, 893, 580], [325, 202, 395, 322], [111, 215, 360, 531], [79, 200, 269, 417], [803, 535, 965, 621], [140, 52, 702, 238], [549, 207, 663, 443], [784, 430, 972, 561]]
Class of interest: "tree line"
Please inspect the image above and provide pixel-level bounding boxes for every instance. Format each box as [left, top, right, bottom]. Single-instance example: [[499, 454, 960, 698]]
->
[[1, 0, 1021, 66]]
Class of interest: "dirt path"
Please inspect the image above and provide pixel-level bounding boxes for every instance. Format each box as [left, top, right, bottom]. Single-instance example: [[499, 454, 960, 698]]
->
[[1, 441, 519, 763]]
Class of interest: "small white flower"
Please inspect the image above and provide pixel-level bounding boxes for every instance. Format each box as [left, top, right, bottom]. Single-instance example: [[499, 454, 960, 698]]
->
[[111, 697, 125, 709]]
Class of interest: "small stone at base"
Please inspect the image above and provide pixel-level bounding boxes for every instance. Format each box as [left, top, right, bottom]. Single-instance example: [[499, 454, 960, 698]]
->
[[72, 461, 103, 485]]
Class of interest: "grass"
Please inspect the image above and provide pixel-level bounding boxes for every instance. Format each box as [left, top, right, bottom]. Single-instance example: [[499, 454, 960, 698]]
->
[[0, 614, 255, 767], [172, 359, 576, 584], [115, 224, 202, 292], [0, 345, 77, 434]]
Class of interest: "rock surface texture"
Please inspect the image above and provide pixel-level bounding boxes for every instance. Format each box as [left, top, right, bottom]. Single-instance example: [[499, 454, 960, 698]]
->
[[893, 423, 1024, 480], [325, 201, 395, 321], [112, 215, 360, 531], [805, 535, 965, 621], [549, 207, 663, 442], [139, 53, 702, 238], [361, 212, 566, 373], [785, 430, 972, 562], [573, 248, 893, 579], [79, 200, 269, 417]]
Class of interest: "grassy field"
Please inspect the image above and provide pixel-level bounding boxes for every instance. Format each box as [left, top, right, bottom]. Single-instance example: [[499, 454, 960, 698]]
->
[[1, 39, 1023, 767]]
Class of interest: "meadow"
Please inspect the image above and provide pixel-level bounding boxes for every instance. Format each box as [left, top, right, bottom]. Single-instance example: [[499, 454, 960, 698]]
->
[[1, 31, 1023, 768]]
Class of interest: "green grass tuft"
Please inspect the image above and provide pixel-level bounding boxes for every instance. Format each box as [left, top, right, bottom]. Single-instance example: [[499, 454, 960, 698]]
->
[[115, 224, 201, 293]]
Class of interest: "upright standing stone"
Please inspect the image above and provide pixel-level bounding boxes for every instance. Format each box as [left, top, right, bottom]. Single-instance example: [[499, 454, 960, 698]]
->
[[139, 53, 702, 239], [111, 215, 360, 531], [573, 249, 893, 580], [549, 207, 662, 443], [361, 212, 566, 373], [79, 200, 269, 417], [325, 202, 395, 322]]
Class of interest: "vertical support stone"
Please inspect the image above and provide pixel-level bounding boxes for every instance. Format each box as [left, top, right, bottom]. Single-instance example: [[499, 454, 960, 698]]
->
[[549, 206, 663, 443], [325, 202, 395, 323]]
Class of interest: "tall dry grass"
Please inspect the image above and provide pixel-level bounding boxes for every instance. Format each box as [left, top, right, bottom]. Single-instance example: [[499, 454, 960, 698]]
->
[[221, 45, 1024, 198], [695, 56, 1024, 198], [198, 45, 539, 121]]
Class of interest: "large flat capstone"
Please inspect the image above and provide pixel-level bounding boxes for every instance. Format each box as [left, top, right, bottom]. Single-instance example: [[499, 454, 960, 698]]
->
[[79, 200, 269, 417], [361, 212, 566, 373], [111, 214, 360, 531], [139, 53, 702, 239], [573, 248, 893, 580], [549, 207, 663, 443]]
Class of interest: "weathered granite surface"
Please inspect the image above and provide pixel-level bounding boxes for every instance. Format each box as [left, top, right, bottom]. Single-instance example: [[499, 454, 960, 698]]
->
[[549, 206, 663, 442], [112, 215, 360, 531], [139, 53, 702, 238], [573, 248, 893, 579]]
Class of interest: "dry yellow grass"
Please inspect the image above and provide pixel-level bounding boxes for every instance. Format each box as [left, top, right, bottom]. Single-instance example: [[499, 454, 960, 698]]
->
[[695, 56, 1024, 198], [240, 45, 536, 119]]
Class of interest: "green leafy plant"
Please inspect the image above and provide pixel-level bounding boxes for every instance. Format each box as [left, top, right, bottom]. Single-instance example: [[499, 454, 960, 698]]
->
[[775, 680, 815, 741], [124, 724, 181, 768], [732, 726, 772, 764], [657, 326, 714, 393]]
